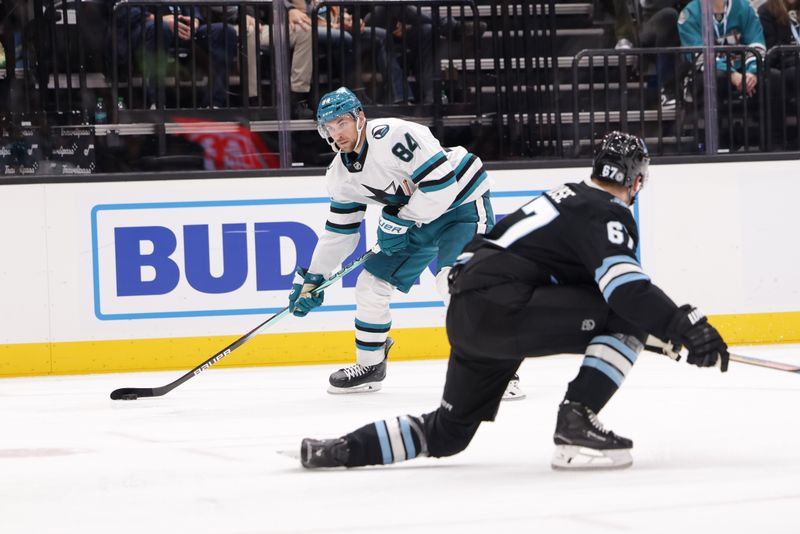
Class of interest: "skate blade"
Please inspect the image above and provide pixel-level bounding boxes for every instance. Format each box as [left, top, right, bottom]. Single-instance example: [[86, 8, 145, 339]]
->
[[550, 445, 632, 471], [501, 384, 526, 401], [327, 382, 382, 394], [276, 448, 300, 460]]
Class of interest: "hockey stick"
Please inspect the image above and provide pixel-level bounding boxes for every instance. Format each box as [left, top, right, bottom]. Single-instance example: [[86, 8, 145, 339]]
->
[[646, 338, 800, 375], [729, 352, 800, 374], [110, 245, 380, 400]]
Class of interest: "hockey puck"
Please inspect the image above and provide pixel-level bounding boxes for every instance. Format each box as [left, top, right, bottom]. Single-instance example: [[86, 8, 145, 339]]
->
[[120, 393, 138, 401]]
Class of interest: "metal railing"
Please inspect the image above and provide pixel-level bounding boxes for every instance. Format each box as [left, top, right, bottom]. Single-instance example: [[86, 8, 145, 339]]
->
[[765, 45, 800, 152], [311, 0, 483, 133], [571, 46, 769, 157], [2, 0, 800, 175]]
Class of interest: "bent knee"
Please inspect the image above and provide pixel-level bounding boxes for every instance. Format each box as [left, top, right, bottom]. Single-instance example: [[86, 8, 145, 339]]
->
[[423, 409, 480, 458]]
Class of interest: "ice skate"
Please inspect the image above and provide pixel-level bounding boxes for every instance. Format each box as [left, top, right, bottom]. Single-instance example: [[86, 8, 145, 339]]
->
[[551, 401, 633, 470], [300, 438, 350, 469], [501, 374, 526, 401], [328, 337, 394, 394]]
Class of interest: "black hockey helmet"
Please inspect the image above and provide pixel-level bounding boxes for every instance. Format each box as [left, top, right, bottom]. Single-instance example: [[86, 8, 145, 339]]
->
[[592, 131, 650, 189]]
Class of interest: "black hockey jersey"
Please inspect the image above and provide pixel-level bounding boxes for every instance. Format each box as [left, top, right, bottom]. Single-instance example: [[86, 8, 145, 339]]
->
[[451, 179, 679, 340]]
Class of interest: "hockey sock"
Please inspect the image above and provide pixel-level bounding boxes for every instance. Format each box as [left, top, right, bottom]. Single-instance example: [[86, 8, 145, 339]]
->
[[565, 334, 642, 413], [344, 415, 428, 467]]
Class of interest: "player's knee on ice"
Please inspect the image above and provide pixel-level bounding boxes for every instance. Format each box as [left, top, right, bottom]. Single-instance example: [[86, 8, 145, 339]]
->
[[423, 409, 480, 458]]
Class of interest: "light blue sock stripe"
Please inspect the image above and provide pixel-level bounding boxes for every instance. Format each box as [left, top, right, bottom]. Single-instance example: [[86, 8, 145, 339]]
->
[[593, 255, 641, 283], [582, 357, 624, 386], [602, 272, 651, 301], [398, 416, 417, 459], [374, 421, 393, 464], [325, 224, 360, 235], [356, 341, 385, 351], [590, 335, 639, 364], [355, 319, 392, 330]]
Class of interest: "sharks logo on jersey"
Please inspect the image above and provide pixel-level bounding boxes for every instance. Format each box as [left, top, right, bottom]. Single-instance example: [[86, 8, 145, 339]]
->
[[372, 124, 390, 139], [362, 183, 411, 207]]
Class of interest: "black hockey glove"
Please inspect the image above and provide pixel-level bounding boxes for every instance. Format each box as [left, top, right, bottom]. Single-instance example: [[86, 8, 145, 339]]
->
[[665, 305, 729, 372]]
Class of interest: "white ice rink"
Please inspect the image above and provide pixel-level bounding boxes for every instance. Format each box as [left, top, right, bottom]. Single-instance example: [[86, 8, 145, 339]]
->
[[2, 344, 800, 534]]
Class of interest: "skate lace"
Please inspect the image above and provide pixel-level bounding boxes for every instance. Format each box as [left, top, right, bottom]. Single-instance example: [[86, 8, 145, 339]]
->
[[343, 363, 369, 379], [587, 410, 610, 435]]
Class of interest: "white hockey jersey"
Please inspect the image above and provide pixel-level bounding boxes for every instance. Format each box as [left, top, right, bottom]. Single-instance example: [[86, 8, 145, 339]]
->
[[308, 117, 490, 277]]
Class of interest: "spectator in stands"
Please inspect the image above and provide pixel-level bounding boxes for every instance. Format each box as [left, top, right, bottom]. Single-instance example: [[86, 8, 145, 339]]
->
[[637, 1, 686, 110], [143, 5, 237, 108], [600, 0, 638, 49], [678, 0, 766, 99], [366, 5, 435, 104], [758, 0, 799, 145], [679, 0, 782, 149], [313, 2, 412, 105], [211, 1, 314, 118]]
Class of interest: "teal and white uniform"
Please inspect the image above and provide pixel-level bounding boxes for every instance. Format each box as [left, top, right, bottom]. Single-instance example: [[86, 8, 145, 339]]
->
[[308, 117, 493, 365], [678, 0, 766, 74]]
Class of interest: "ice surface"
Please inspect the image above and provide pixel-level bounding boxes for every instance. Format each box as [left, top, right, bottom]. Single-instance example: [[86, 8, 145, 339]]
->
[[2, 345, 799, 533]]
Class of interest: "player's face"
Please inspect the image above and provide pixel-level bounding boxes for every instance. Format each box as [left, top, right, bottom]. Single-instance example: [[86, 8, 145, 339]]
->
[[323, 114, 359, 152]]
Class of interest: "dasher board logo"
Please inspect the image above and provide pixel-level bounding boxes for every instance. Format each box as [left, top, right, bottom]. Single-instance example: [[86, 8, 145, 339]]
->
[[90, 197, 443, 321]]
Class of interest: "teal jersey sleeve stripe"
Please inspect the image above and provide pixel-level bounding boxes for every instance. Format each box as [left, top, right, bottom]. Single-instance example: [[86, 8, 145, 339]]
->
[[411, 152, 447, 183], [419, 175, 456, 193], [448, 170, 488, 209]]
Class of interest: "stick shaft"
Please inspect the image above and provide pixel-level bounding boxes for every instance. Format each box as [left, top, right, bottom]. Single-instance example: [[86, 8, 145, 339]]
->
[[729, 352, 800, 374], [110, 245, 379, 399]]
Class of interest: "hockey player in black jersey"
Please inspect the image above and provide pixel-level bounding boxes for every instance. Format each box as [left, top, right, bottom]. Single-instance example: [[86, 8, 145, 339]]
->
[[298, 131, 729, 471]]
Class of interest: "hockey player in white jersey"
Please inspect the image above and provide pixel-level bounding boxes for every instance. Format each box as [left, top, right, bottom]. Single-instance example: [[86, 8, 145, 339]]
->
[[288, 87, 524, 399]]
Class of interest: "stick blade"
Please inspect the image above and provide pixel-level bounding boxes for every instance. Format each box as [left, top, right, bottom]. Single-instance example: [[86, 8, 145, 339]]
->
[[110, 387, 158, 401]]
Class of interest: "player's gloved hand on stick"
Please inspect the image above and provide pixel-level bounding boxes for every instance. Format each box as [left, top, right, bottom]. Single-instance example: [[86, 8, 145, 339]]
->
[[288, 267, 325, 317], [377, 206, 415, 255], [665, 304, 729, 372]]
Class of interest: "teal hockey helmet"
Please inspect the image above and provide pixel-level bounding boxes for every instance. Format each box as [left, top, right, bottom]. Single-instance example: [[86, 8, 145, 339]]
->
[[316, 87, 365, 151]]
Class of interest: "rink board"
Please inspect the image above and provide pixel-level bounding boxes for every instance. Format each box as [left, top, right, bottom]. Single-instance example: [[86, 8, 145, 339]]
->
[[1, 159, 799, 376]]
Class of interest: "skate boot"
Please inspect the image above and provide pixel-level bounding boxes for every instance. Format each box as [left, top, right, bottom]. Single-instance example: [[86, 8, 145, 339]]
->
[[328, 337, 394, 394], [300, 438, 349, 469], [502, 374, 526, 401], [551, 400, 633, 470]]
